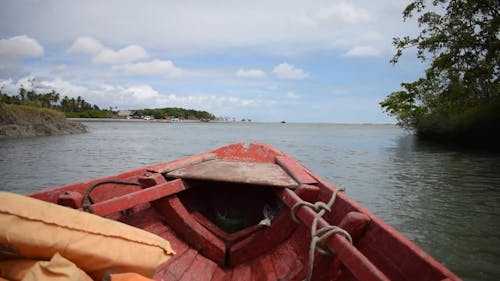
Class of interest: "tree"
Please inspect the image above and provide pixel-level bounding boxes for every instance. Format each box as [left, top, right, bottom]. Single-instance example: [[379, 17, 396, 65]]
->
[[381, 0, 499, 141], [18, 87, 26, 102], [49, 91, 60, 107]]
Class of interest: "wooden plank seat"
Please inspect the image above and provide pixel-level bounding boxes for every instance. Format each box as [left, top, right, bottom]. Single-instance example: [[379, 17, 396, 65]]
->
[[84, 158, 301, 218], [87, 179, 188, 217], [166, 159, 299, 189]]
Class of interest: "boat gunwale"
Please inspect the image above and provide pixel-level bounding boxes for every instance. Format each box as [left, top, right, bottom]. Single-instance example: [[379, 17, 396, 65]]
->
[[23, 142, 461, 281], [296, 156, 461, 281]]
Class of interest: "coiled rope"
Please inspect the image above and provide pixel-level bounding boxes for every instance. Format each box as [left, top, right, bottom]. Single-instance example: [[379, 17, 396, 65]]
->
[[82, 180, 142, 212], [291, 186, 352, 281]]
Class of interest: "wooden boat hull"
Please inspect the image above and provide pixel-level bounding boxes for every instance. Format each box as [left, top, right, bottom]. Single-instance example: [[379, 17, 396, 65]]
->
[[23, 142, 460, 281]]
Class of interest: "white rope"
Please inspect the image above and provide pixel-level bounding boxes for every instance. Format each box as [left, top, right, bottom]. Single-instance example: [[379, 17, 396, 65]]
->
[[291, 186, 352, 281]]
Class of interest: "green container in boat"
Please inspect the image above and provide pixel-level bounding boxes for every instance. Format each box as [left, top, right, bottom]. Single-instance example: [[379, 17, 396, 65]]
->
[[215, 211, 246, 233]]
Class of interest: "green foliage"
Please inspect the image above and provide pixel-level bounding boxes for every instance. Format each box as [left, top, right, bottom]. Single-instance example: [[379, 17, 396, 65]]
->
[[59, 95, 97, 112], [381, 0, 499, 142], [1, 87, 216, 121], [1, 89, 60, 108], [134, 107, 215, 120], [416, 99, 500, 142], [0, 87, 109, 117], [64, 109, 114, 118]]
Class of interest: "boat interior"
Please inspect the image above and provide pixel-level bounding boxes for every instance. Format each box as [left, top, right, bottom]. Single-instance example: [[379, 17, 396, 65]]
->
[[23, 143, 456, 281]]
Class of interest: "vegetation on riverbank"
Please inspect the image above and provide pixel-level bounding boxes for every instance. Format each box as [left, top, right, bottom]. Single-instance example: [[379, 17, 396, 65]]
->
[[380, 0, 499, 147], [0, 88, 115, 118], [0, 88, 217, 121], [133, 108, 215, 120], [0, 103, 87, 138]]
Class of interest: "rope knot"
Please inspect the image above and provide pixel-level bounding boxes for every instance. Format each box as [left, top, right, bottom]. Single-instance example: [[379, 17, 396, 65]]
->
[[312, 201, 331, 213], [289, 186, 351, 281]]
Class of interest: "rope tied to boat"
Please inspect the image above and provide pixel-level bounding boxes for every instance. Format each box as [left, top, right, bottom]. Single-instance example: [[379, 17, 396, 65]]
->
[[291, 186, 352, 281], [82, 180, 142, 212]]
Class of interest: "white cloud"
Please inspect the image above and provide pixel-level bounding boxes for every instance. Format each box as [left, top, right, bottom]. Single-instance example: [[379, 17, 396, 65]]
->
[[16, 75, 36, 90], [119, 85, 273, 111], [0, 1, 415, 122], [272, 63, 308, 79], [0, 78, 16, 93], [92, 45, 148, 64], [51, 64, 69, 74], [38, 78, 88, 96], [236, 68, 266, 79], [0, 35, 44, 59], [126, 85, 161, 101], [0, 1, 411, 56], [0, 76, 37, 92], [293, 2, 373, 30], [67, 37, 104, 54], [0, 76, 274, 116], [116, 59, 183, 77], [344, 46, 381, 57], [315, 2, 372, 25], [67, 36, 149, 65], [0, 75, 87, 98], [287, 91, 299, 99]]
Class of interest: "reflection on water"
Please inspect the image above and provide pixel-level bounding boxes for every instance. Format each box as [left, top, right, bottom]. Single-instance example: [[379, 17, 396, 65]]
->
[[385, 136, 500, 281], [0, 122, 499, 281]]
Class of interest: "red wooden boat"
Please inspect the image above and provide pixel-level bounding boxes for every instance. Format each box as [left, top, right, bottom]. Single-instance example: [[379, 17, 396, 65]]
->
[[4, 143, 460, 281]]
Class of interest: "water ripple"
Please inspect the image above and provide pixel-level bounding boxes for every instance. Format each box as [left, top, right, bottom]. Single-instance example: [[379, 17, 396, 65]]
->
[[1, 122, 499, 281]]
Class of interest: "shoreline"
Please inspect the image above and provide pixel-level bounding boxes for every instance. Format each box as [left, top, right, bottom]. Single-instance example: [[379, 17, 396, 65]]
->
[[69, 118, 224, 123], [0, 104, 87, 139], [69, 118, 396, 125]]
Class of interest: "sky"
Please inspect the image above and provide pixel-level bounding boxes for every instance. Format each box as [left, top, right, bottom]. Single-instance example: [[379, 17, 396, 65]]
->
[[0, 0, 425, 123]]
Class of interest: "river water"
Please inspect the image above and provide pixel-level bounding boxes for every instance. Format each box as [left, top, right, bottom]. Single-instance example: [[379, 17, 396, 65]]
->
[[0, 121, 499, 281]]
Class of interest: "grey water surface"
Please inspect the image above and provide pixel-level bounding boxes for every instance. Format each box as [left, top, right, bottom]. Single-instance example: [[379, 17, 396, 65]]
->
[[1, 121, 499, 281]]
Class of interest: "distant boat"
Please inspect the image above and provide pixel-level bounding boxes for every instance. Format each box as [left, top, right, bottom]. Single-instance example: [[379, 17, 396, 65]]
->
[[2, 143, 460, 281], [281, 120, 286, 124]]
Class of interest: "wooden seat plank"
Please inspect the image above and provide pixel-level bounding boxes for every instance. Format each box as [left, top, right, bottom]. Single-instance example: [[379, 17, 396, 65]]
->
[[146, 153, 217, 173], [167, 160, 298, 188], [90, 179, 187, 216]]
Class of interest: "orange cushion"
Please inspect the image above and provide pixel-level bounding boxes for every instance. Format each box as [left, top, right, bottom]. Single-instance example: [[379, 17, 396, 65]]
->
[[0, 192, 174, 279], [110, 272, 155, 281], [0, 259, 37, 281]]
